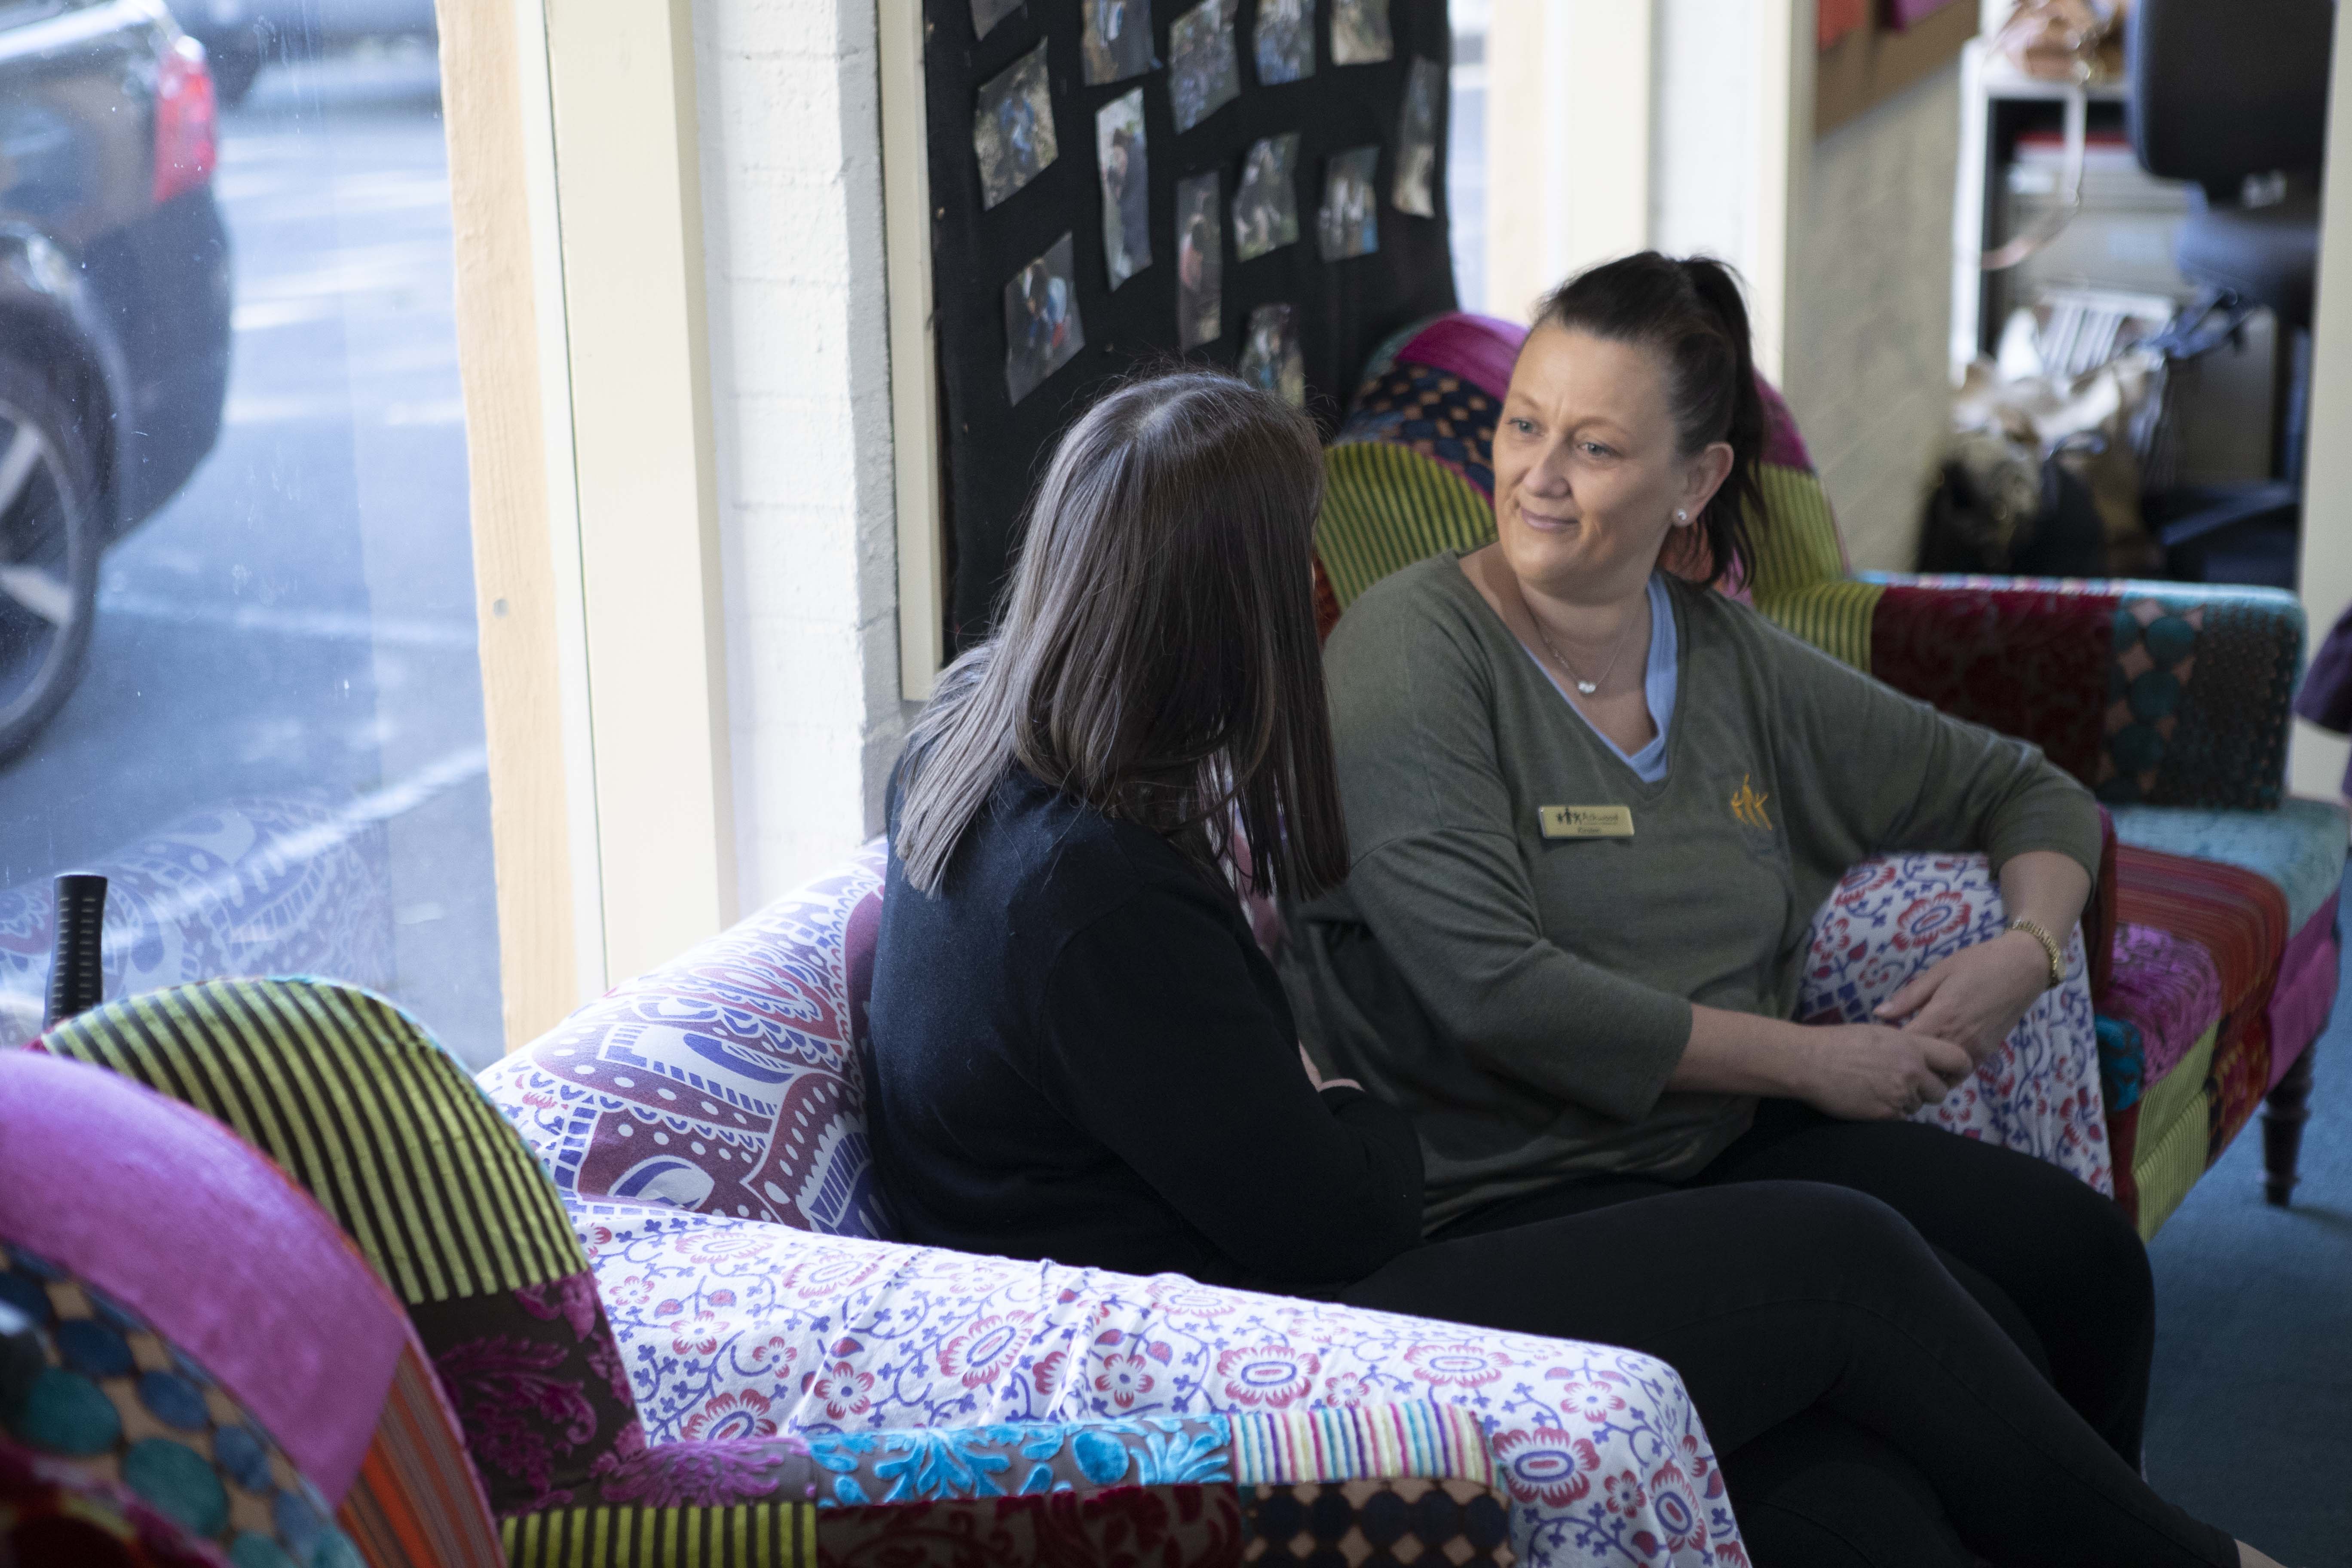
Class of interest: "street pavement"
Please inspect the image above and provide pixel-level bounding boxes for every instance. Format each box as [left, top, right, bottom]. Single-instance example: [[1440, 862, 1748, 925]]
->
[[0, 46, 502, 1065]]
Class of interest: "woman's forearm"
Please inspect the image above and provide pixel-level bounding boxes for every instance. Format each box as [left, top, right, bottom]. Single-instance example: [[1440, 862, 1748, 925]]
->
[[1667, 1005, 1819, 1097], [1995, 848, 2093, 974]]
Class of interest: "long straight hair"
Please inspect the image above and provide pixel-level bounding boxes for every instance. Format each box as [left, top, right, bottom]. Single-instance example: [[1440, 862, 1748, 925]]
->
[[895, 370, 1349, 903]]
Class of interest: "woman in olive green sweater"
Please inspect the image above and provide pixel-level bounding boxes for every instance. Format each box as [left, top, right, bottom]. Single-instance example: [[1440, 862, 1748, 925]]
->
[[1283, 254, 2180, 1560]]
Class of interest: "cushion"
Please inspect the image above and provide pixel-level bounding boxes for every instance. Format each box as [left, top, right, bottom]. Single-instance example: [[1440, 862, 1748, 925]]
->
[[484, 850, 892, 1240], [2110, 798, 2347, 934]]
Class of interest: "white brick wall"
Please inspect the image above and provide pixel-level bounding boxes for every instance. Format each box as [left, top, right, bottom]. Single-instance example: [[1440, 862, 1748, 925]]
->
[[1784, 68, 1961, 573], [694, 0, 908, 910]]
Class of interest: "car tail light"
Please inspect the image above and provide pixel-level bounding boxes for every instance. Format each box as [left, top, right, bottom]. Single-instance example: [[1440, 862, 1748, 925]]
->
[[153, 35, 218, 205]]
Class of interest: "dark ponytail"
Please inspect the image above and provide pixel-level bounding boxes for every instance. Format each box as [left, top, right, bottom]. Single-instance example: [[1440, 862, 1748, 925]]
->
[[1530, 252, 1768, 588]]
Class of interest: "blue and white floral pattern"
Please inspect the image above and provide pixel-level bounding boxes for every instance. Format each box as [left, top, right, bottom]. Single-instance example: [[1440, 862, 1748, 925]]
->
[[573, 1200, 1746, 1566], [1800, 854, 2111, 1194]]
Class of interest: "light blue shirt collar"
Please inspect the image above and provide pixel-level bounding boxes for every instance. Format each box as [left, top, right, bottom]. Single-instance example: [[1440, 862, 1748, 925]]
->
[[1523, 573, 1678, 783]]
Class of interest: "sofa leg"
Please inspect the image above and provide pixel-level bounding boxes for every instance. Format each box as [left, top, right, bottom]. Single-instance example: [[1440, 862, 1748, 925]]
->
[[2262, 1045, 2317, 1207]]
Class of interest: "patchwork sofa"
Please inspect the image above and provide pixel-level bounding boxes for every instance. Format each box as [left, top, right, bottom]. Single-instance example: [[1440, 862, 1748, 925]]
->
[[1317, 312, 2343, 1238]]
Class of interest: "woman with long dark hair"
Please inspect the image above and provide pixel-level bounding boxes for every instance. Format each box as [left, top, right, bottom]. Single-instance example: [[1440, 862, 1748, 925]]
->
[[865, 369, 2275, 1568]]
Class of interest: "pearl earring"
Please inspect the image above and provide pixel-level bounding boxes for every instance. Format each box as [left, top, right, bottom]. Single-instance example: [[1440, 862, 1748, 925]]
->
[[1673, 509, 1688, 524]]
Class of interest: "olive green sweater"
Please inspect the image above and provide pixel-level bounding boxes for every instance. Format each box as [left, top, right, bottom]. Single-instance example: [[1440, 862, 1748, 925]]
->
[[1280, 555, 2102, 1227]]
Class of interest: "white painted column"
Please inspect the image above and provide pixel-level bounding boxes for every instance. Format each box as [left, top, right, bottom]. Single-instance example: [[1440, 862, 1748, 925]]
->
[[2291, 14, 2352, 802], [1485, 0, 1655, 323], [693, 0, 910, 910]]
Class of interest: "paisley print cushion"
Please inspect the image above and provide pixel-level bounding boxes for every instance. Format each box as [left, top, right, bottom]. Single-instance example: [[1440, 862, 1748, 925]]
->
[[484, 849, 891, 1239]]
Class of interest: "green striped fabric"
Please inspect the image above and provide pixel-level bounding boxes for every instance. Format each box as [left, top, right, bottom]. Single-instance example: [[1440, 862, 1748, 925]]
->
[[1752, 579, 1886, 673], [1744, 462, 1848, 602], [1316, 443, 1496, 608], [41, 977, 580, 1303], [502, 1503, 816, 1568]]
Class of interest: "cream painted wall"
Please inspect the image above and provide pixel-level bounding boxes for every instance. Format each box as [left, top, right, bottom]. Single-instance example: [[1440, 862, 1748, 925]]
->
[[693, 0, 909, 910], [1784, 68, 1960, 572], [2290, 13, 2352, 802]]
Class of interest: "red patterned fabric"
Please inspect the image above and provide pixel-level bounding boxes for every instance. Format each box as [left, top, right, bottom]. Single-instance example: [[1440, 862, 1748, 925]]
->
[[2114, 844, 2290, 1164], [2208, 1021, 2274, 1161], [1869, 584, 2118, 787], [817, 1483, 1244, 1567], [2089, 807, 2119, 1003]]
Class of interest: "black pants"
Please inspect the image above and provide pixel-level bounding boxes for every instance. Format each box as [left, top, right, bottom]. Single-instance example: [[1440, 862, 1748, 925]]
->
[[1338, 1109, 2232, 1568]]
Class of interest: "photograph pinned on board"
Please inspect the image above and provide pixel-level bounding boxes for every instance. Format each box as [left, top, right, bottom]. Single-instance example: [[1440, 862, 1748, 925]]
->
[[1240, 303, 1305, 407], [1096, 89, 1153, 288], [974, 40, 1058, 209], [1330, 0, 1394, 64], [1393, 56, 1442, 216], [1082, 0, 1155, 86], [971, 0, 1024, 42], [1169, 0, 1241, 132], [1175, 172, 1223, 349], [1232, 132, 1301, 261], [1004, 234, 1087, 405], [1254, 0, 1314, 84], [1318, 145, 1381, 260]]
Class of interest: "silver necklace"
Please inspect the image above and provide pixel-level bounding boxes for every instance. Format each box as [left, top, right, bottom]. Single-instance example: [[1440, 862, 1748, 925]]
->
[[1530, 600, 1637, 696]]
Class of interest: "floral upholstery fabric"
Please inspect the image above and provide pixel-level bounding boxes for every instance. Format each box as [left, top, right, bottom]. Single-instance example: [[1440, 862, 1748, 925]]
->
[[568, 1200, 1743, 1567], [1798, 855, 2113, 1194]]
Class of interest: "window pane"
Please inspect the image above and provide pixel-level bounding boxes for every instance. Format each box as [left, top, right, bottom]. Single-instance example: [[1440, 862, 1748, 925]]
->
[[0, 9, 501, 1065], [1450, 0, 1486, 313]]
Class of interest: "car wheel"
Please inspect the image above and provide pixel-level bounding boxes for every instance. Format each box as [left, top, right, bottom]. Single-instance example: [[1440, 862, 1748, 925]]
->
[[0, 354, 102, 768]]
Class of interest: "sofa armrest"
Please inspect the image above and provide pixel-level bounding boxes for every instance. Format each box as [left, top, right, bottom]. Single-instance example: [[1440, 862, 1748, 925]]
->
[[1807, 574, 2301, 811], [571, 1201, 1745, 1565]]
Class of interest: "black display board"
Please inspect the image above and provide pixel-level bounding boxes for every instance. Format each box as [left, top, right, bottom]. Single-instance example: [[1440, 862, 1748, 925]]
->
[[924, 0, 1458, 645]]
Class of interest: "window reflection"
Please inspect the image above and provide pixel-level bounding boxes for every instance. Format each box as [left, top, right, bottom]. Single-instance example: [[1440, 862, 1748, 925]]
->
[[0, 7, 499, 1066]]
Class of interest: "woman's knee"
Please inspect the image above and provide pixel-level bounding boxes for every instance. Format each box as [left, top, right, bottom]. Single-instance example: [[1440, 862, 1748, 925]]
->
[[1719, 1180, 1949, 1291]]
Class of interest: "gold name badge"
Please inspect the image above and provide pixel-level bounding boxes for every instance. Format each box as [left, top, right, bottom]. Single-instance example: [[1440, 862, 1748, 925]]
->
[[1539, 805, 1635, 839]]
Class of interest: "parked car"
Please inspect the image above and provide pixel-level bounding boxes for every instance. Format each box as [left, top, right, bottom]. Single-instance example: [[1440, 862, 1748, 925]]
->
[[1, 0, 231, 763], [164, 0, 435, 105]]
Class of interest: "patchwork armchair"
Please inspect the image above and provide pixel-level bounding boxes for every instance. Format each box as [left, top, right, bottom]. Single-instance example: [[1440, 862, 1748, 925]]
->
[[1318, 311, 2343, 1238]]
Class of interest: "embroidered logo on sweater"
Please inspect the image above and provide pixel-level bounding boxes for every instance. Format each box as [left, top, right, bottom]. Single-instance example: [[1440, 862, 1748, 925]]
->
[[1729, 773, 1773, 831]]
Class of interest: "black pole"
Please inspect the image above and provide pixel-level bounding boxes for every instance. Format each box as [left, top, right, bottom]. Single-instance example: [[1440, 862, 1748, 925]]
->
[[43, 873, 107, 1030]]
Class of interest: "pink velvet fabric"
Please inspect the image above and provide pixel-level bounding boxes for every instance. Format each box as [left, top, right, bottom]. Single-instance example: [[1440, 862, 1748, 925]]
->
[[1394, 312, 1524, 399], [0, 1052, 404, 1501], [2103, 923, 2225, 1090], [2266, 892, 2340, 1088]]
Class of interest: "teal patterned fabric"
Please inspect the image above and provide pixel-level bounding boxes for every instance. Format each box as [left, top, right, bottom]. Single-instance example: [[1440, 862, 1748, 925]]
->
[[2102, 586, 2302, 810], [802, 1418, 1232, 1507], [2110, 799, 2349, 933], [0, 1243, 361, 1568]]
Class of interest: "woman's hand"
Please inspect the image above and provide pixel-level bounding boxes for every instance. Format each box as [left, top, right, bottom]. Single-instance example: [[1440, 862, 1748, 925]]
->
[[1872, 931, 2052, 1066], [1795, 1023, 1976, 1122]]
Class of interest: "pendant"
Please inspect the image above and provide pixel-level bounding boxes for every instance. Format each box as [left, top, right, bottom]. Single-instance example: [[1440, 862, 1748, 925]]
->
[[1575, 680, 1598, 695]]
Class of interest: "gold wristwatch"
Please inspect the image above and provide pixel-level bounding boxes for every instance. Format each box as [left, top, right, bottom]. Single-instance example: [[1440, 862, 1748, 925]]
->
[[2007, 918, 2065, 991]]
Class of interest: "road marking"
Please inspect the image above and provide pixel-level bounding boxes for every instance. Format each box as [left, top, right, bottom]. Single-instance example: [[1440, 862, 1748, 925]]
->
[[0, 566, 70, 625], [99, 591, 477, 650], [130, 744, 491, 944]]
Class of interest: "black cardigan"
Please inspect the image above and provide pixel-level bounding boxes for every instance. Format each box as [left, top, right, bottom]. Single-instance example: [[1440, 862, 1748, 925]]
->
[[866, 768, 1424, 1291]]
